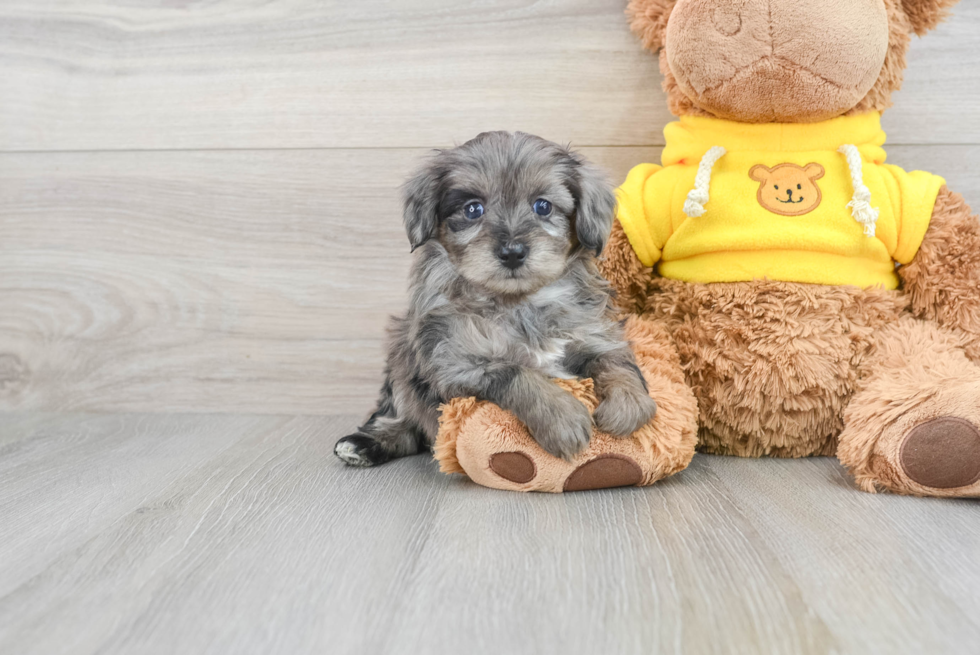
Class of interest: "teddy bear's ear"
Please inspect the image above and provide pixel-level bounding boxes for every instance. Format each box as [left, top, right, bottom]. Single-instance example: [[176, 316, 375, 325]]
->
[[627, 0, 678, 53], [901, 0, 960, 36]]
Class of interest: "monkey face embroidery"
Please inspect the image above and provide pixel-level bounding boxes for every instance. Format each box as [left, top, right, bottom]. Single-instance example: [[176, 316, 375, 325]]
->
[[749, 163, 825, 216]]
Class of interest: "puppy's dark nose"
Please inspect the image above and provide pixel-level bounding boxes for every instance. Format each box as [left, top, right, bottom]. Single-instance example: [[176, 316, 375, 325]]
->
[[497, 242, 528, 270], [786, 189, 794, 198]]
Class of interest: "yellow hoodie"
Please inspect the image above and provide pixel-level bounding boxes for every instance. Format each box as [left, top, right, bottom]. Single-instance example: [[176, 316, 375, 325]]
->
[[616, 112, 945, 289]]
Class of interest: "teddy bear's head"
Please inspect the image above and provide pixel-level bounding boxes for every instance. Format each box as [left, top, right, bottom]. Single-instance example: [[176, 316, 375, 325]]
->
[[628, 0, 960, 123]]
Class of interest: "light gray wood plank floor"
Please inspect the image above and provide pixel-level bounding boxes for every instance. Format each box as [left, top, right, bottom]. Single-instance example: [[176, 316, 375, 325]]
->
[[1, 413, 978, 655]]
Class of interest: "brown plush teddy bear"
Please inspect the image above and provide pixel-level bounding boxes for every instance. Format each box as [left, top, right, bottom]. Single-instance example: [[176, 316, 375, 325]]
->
[[434, 0, 980, 497]]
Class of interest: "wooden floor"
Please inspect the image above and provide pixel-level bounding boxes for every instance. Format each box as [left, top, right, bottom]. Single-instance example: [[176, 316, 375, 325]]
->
[[3, 1, 980, 653], [0, 413, 978, 654]]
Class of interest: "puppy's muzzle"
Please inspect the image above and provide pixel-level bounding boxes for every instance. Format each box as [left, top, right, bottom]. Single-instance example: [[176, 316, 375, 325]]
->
[[496, 241, 528, 270]]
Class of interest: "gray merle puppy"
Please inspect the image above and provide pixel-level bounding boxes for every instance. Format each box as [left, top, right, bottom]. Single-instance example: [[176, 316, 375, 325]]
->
[[335, 131, 657, 467]]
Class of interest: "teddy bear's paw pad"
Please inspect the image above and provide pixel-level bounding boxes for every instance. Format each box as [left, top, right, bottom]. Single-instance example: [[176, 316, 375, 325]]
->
[[563, 454, 643, 492], [900, 417, 980, 489], [489, 451, 537, 484]]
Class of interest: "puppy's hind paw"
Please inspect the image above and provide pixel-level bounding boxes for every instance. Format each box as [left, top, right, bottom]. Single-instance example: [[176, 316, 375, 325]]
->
[[334, 434, 390, 467]]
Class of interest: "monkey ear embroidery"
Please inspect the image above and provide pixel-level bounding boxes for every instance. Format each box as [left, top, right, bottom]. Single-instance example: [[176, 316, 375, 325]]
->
[[838, 145, 879, 237]]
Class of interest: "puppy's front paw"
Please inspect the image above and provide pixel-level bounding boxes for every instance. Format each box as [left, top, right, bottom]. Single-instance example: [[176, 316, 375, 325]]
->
[[523, 390, 594, 461], [594, 385, 657, 437]]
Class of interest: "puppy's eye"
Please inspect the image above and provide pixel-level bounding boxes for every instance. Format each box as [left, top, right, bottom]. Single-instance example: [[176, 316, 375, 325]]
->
[[774, 185, 779, 190], [532, 199, 552, 216], [463, 202, 484, 220], [797, 184, 802, 190]]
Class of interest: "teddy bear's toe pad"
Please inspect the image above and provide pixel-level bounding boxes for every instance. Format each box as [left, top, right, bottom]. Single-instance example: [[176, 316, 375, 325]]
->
[[900, 417, 980, 489], [563, 454, 643, 492], [489, 451, 537, 483]]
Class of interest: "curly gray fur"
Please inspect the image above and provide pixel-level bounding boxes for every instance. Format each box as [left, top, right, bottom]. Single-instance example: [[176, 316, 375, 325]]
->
[[335, 132, 656, 467]]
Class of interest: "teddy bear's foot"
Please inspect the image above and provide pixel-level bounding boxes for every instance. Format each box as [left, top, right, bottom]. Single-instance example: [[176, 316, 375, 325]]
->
[[898, 417, 980, 491], [487, 451, 537, 485], [562, 455, 644, 491], [487, 448, 645, 492], [486, 449, 646, 491], [432, 316, 699, 493], [842, 389, 980, 497], [434, 383, 670, 493], [838, 318, 980, 497]]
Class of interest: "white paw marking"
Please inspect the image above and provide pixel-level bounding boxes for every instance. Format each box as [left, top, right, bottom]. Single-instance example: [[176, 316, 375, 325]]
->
[[335, 441, 373, 467]]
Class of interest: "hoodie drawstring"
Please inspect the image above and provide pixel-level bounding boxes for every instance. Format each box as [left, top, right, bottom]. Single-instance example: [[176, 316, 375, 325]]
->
[[838, 144, 879, 237], [683, 146, 727, 218]]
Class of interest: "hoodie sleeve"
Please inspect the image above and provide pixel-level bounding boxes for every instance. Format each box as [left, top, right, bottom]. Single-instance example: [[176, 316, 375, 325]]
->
[[882, 164, 946, 265], [615, 163, 670, 267]]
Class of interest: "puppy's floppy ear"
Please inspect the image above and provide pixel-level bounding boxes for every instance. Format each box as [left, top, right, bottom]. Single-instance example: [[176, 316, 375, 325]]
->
[[901, 0, 959, 36], [402, 152, 447, 252], [627, 0, 679, 53], [565, 151, 616, 256]]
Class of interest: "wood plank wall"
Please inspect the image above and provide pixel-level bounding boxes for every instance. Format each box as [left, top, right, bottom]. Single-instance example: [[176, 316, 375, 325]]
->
[[1, 0, 979, 414]]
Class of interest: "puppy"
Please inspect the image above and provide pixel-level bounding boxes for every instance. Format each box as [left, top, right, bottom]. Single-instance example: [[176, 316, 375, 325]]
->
[[335, 131, 657, 467]]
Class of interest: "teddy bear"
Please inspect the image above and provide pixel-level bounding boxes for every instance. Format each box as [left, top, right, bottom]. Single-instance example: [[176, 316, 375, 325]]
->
[[433, 0, 980, 497]]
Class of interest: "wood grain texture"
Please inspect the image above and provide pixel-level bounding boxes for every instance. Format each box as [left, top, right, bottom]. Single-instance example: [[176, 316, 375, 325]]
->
[[0, 413, 978, 655], [3, 3, 980, 653], [0, 413, 291, 598], [2, 145, 978, 414], [0, 0, 978, 151], [0, 147, 658, 414], [706, 457, 980, 655]]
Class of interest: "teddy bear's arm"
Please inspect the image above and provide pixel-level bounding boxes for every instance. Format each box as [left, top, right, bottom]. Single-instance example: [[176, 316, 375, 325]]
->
[[598, 220, 653, 316], [899, 185, 980, 360]]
